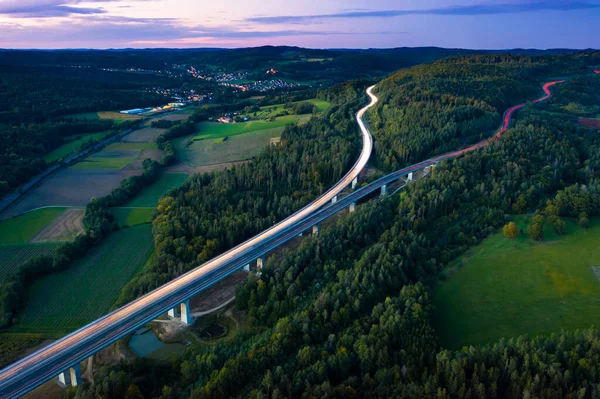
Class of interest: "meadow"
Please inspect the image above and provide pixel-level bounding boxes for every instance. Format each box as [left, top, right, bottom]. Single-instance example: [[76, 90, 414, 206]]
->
[[125, 173, 188, 207], [69, 111, 143, 123], [70, 157, 135, 170], [433, 216, 600, 349], [0, 208, 65, 244], [113, 207, 154, 227], [178, 128, 282, 167], [193, 116, 298, 141], [43, 131, 113, 163], [12, 224, 154, 333]]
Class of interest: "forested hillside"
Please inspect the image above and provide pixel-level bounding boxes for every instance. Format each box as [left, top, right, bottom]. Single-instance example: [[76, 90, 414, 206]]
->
[[72, 53, 600, 398]]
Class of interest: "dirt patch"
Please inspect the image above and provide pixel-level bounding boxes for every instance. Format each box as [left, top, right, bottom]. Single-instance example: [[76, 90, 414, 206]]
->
[[164, 160, 249, 176], [189, 271, 247, 312], [94, 339, 136, 366], [30, 208, 85, 243], [577, 118, 600, 129], [2, 168, 143, 218], [122, 127, 165, 143]]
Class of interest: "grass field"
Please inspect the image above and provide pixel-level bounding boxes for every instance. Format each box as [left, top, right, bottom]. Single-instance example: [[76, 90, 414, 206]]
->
[[193, 115, 298, 141], [0, 244, 59, 283], [0, 208, 65, 244], [113, 207, 154, 227], [256, 98, 330, 119], [70, 111, 143, 123], [125, 173, 188, 207], [433, 216, 600, 349], [43, 131, 113, 163], [13, 225, 154, 333], [70, 157, 135, 170], [178, 128, 282, 167]]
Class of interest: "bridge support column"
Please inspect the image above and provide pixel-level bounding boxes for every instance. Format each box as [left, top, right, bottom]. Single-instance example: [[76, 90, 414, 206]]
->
[[349, 202, 356, 213], [408, 172, 413, 182], [351, 176, 358, 190], [312, 224, 320, 235], [298, 232, 303, 237], [380, 184, 387, 196], [168, 307, 179, 318], [331, 195, 337, 204], [180, 300, 192, 325], [256, 257, 264, 275], [69, 366, 82, 387], [243, 264, 250, 272], [58, 371, 71, 386]]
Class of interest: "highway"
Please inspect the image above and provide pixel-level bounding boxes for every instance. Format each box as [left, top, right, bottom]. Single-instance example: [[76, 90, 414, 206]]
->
[[0, 80, 563, 398]]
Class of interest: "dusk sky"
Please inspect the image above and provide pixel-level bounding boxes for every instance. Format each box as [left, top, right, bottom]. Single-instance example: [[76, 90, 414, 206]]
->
[[1, 0, 599, 49]]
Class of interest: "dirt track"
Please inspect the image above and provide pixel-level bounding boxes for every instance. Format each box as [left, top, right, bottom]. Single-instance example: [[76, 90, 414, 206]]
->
[[30, 208, 85, 242]]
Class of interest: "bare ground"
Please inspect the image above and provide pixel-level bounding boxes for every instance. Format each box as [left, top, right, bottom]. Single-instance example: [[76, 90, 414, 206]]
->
[[121, 127, 165, 143], [30, 208, 85, 243], [577, 117, 600, 130], [189, 271, 247, 312], [2, 169, 143, 218]]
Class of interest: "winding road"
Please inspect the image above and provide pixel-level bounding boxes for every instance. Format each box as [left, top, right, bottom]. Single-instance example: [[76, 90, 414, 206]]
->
[[0, 81, 563, 398]]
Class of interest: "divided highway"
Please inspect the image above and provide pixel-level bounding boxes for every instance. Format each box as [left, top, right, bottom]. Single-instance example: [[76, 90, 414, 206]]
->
[[0, 81, 563, 398]]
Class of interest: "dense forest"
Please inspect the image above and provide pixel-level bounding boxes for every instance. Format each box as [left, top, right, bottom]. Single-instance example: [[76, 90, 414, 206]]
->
[[67, 53, 600, 398]]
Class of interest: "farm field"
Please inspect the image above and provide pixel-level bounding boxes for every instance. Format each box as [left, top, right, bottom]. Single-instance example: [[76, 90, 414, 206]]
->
[[125, 173, 188, 207], [121, 127, 165, 143], [105, 142, 157, 151], [256, 98, 330, 119], [30, 208, 85, 243], [70, 157, 135, 170], [0, 208, 65, 244], [193, 116, 297, 141], [1, 169, 142, 220], [433, 216, 600, 349], [42, 131, 113, 163], [177, 128, 282, 167], [69, 111, 143, 123], [0, 244, 59, 283], [13, 224, 154, 333], [113, 207, 154, 227]]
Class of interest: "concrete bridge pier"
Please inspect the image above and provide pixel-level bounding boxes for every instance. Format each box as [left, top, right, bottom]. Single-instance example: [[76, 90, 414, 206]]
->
[[180, 300, 192, 325], [58, 366, 81, 387], [349, 202, 356, 213], [380, 184, 387, 196], [351, 176, 358, 190], [256, 257, 264, 272], [243, 264, 250, 272], [331, 195, 338, 204], [312, 224, 320, 235], [408, 172, 413, 182], [168, 307, 179, 318]]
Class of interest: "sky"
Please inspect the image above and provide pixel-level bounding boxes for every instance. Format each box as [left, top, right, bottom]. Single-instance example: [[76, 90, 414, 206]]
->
[[0, 0, 598, 49]]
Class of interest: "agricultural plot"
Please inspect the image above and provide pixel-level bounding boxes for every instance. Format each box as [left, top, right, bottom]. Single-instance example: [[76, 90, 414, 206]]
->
[[177, 128, 282, 167], [0, 244, 59, 283], [433, 216, 600, 349], [105, 142, 157, 151], [113, 207, 154, 227], [193, 116, 296, 141], [69, 111, 143, 123], [121, 127, 165, 143], [1, 169, 142, 219], [30, 208, 85, 243], [256, 98, 330, 119], [43, 131, 113, 163], [70, 157, 135, 170], [13, 225, 154, 333], [0, 208, 65, 244], [125, 173, 187, 207]]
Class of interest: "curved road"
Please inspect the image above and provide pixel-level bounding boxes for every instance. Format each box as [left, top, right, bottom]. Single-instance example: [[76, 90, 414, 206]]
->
[[0, 81, 563, 398]]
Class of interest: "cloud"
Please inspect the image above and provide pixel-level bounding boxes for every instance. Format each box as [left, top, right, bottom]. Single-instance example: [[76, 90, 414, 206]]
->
[[246, 0, 600, 24], [0, 0, 120, 18]]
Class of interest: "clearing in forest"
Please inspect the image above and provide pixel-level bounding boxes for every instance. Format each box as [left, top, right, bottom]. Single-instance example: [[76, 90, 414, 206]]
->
[[434, 216, 600, 349]]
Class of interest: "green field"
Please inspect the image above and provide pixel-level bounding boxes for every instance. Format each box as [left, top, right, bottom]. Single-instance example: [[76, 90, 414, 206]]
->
[[0, 244, 59, 282], [125, 173, 187, 207], [194, 115, 298, 141], [70, 157, 135, 170], [13, 225, 154, 332], [113, 207, 154, 227], [0, 208, 65, 244], [256, 98, 330, 119], [433, 216, 600, 349], [43, 131, 113, 163], [178, 128, 282, 166], [70, 111, 143, 123]]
